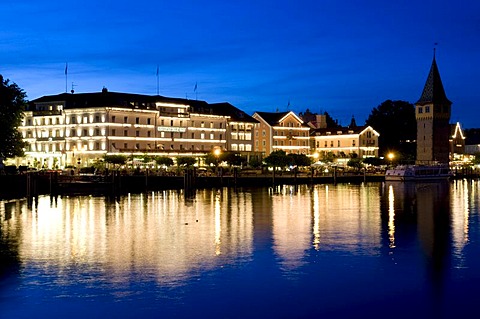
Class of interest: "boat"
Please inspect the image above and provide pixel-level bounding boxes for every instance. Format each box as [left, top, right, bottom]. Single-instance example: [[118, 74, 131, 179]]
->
[[385, 165, 451, 181]]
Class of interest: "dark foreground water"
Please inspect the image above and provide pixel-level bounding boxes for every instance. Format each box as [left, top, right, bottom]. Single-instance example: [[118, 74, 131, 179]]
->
[[1, 180, 480, 318]]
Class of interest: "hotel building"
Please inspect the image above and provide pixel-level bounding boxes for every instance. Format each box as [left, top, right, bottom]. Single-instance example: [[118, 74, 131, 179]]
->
[[18, 88, 258, 169], [252, 111, 311, 156], [310, 120, 379, 161]]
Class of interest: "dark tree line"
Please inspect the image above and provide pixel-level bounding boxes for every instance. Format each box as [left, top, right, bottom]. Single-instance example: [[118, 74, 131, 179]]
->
[[0, 75, 28, 168], [365, 100, 416, 162]]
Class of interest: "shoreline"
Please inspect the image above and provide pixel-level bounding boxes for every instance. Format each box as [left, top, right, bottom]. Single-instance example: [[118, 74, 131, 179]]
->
[[0, 172, 477, 200]]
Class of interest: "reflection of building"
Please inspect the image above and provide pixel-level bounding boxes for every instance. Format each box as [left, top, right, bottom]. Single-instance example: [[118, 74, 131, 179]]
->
[[310, 117, 379, 160], [252, 111, 311, 156], [3, 190, 254, 285], [383, 181, 451, 281], [415, 52, 452, 164], [17, 89, 258, 169]]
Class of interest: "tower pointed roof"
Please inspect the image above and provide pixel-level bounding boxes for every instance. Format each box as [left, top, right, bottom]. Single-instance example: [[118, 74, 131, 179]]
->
[[416, 52, 452, 106]]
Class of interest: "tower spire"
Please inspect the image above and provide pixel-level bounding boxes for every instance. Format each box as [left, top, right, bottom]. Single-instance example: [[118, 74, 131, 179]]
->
[[416, 49, 451, 106]]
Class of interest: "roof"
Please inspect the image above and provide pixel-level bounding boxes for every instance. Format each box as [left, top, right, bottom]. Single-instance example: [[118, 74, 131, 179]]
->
[[311, 125, 378, 136], [28, 90, 244, 117], [254, 111, 295, 126], [416, 54, 452, 106], [209, 103, 258, 123], [30, 91, 158, 109]]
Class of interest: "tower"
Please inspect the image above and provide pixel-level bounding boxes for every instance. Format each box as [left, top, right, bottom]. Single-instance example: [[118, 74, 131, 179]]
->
[[415, 52, 451, 164]]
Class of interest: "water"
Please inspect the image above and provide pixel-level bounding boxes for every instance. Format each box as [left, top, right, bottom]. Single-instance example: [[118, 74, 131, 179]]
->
[[1, 180, 479, 318]]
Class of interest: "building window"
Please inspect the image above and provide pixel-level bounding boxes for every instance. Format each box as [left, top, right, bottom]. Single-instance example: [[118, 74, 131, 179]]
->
[[124, 130, 128, 136], [136, 117, 139, 124], [112, 143, 116, 149], [191, 133, 195, 139], [147, 131, 151, 137], [112, 116, 116, 122], [210, 122, 214, 128], [171, 120, 174, 126], [201, 132, 205, 139], [201, 121, 205, 128], [83, 129, 87, 136], [136, 130, 140, 137], [95, 115, 100, 123], [418, 107, 423, 114], [147, 118, 151, 125], [220, 134, 222, 140], [262, 130, 266, 137], [136, 143, 140, 149], [95, 129, 100, 136], [112, 129, 116, 136], [338, 140, 340, 147], [71, 116, 76, 124], [210, 133, 214, 139], [124, 143, 128, 149], [124, 116, 128, 123], [425, 106, 430, 113], [352, 140, 356, 147]]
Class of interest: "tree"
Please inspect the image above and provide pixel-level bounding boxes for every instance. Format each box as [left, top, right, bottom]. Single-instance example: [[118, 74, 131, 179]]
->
[[263, 150, 290, 169], [222, 152, 246, 167], [104, 154, 127, 167], [365, 100, 416, 161], [176, 156, 196, 167], [248, 157, 262, 168], [287, 153, 312, 167], [154, 156, 174, 167], [347, 158, 363, 171], [0, 75, 28, 166]]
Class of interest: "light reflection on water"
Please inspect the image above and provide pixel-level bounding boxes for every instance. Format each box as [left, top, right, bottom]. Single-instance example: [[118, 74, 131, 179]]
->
[[1, 180, 480, 318]]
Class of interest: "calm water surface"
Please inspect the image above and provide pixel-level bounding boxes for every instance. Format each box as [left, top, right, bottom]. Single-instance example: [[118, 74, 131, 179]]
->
[[1, 180, 480, 318]]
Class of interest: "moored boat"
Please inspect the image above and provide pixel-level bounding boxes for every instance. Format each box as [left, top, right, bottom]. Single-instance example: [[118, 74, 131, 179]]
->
[[385, 165, 451, 181]]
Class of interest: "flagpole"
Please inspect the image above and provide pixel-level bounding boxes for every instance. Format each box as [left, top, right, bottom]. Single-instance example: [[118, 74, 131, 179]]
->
[[65, 62, 68, 93]]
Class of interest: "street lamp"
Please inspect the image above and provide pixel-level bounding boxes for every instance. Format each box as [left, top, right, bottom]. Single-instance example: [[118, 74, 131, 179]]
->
[[387, 152, 395, 167], [213, 148, 222, 177]]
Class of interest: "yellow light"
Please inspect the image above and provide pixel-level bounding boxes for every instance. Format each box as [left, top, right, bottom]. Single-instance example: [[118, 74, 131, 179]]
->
[[388, 153, 394, 160], [214, 148, 221, 157]]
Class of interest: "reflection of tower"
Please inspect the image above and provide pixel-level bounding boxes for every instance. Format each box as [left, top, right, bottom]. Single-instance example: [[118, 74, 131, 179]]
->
[[415, 51, 451, 164]]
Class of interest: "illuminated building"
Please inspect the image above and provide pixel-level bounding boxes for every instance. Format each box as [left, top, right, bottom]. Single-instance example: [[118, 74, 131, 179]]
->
[[415, 52, 452, 165], [310, 118, 379, 161], [449, 122, 465, 161], [252, 111, 311, 156], [17, 88, 258, 169]]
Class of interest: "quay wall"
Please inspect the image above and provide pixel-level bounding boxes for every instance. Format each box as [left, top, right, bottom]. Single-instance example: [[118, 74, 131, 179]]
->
[[0, 173, 386, 199]]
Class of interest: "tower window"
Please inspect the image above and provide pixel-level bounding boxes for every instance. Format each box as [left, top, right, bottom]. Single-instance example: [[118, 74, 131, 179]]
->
[[425, 106, 430, 113], [418, 107, 423, 114]]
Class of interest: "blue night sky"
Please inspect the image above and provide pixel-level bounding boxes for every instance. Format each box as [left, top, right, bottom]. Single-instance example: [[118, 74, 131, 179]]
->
[[2, 0, 479, 127]]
